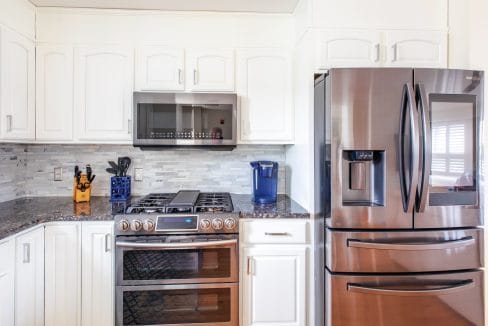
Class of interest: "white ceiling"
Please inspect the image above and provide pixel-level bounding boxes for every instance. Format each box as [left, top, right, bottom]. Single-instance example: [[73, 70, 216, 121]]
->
[[29, 0, 299, 13]]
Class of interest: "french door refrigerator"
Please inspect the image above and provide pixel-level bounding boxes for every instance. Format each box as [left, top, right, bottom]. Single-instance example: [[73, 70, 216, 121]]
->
[[315, 68, 484, 326]]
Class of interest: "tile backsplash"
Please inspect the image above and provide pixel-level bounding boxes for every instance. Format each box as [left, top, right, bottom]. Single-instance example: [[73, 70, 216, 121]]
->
[[0, 144, 286, 200]]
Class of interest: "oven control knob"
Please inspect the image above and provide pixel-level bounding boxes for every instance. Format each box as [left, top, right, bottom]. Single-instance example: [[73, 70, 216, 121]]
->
[[212, 218, 224, 230], [143, 219, 155, 231], [224, 218, 236, 230], [118, 220, 130, 232], [200, 219, 211, 230], [131, 219, 142, 232]]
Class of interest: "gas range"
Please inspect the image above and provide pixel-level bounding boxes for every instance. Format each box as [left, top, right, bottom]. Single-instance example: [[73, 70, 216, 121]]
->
[[114, 190, 238, 235]]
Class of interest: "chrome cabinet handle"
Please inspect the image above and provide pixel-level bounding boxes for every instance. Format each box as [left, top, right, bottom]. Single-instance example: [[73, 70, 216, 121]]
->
[[116, 239, 237, 249], [348, 280, 474, 296], [391, 44, 398, 62], [105, 234, 111, 252], [193, 69, 198, 85], [128, 119, 132, 134], [178, 69, 183, 84], [23, 243, 30, 263], [348, 237, 475, 251], [415, 83, 431, 213], [374, 43, 380, 62], [6, 115, 12, 132], [264, 232, 290, 236], [398, 83, 420, 213], [247, 257, 254, 275]]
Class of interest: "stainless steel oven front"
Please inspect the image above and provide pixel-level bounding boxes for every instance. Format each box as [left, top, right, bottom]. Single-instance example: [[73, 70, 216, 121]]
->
[[115, 234, 238, 326]]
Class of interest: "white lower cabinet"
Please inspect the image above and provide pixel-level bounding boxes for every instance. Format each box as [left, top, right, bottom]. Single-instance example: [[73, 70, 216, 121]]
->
[[81, 222, 114, 326], [45, 223, 82, 326], [242, 246, 306, 326], [0, 238, 15, 326], [15, 227, 45, 326]]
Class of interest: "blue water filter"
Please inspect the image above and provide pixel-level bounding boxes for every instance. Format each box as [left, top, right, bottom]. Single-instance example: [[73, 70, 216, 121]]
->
[[250, 161, 279, 204]]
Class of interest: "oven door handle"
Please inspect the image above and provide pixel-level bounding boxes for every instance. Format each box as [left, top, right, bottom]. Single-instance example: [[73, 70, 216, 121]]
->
[[115, 239, 237, 249]]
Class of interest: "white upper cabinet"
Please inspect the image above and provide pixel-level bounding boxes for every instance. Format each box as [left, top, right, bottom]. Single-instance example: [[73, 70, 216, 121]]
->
[[315, 30, 382, 69], [81, 222, 114, 326], [186, 49, 235, 92], [74, 46, 133, 141], [36, 45, 74, 141], [0, 238, 14, 326], [15, 226, 45, 326], [135, 46, 184, 91], [0, 27, 35, 140], [385, 30, 447, 68], [237, 49, 293, 144]]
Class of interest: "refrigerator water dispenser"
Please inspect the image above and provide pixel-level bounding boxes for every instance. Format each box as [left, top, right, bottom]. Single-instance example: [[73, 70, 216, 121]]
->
[[342, 150, 385, 206]]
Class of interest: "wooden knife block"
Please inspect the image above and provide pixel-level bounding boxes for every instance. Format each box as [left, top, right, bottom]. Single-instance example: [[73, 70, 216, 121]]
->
[[73, 174, 92, 203]]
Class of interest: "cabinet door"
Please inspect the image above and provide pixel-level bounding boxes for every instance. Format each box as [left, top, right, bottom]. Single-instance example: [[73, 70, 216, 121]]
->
[[0, 239, 14, 326], [242, 246, 306, 326], [15, 227, 45, 326], [45, 223, 81, 326], [187, 49, 235, 91], [36, 45, 74, 141], [81, 222, 114, 326], [385, 30, 447, 68], [74, 46, 133, 141], [135, 46, 184, 91], [237, 49, 293, 143], [0, 28, 35, 140], [315, 30, 382, 69]]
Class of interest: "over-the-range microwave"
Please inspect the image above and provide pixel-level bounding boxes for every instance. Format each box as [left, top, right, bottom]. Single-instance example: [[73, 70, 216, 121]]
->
[[133, 92, 237, 149]]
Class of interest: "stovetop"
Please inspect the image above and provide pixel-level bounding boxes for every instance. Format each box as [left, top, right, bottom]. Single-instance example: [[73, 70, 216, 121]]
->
[[115, 190, 238, 235], [125, 191, 233, 214]]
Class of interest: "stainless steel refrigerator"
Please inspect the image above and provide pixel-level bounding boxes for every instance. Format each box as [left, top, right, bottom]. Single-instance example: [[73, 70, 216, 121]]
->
[[314, 68, 485, 326]]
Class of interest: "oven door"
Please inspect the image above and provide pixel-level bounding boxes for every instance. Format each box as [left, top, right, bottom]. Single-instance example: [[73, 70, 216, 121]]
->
[[116, 283, 238, 326], [116, 234, 238, 285]]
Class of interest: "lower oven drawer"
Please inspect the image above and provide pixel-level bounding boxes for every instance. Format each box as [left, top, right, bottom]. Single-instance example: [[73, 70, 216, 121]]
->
[[326, 228, 483, 273], [326, 270, 484, 326], [116, 283, 238, 326]]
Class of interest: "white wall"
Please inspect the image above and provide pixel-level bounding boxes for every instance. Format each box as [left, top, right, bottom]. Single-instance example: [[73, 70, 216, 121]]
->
[[36, 8, 292, 48], [0, 0, 35, 40]]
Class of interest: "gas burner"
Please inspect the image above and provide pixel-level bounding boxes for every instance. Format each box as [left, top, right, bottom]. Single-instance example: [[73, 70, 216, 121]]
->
[[125, 193, 175, 214]]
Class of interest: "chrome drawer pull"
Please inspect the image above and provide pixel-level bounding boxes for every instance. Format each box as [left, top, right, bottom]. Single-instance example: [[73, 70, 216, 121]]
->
[[116, 239, 237, 249], [347, 280, 474, 296], [264, 232, 290, 236], [347, 237, 475, 251]]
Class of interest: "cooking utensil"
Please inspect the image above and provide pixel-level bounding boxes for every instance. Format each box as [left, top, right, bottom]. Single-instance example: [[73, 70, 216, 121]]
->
[[106, 167, 118, 175], [108, 161, 119, 176], [121, 157, 131, 176]]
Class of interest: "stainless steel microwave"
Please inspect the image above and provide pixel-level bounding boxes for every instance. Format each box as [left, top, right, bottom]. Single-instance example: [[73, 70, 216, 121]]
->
[[133, 92, 237, 148]]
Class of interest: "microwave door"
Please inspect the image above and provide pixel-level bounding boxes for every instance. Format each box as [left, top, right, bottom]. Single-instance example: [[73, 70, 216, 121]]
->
[[413, 69, 483, 228]]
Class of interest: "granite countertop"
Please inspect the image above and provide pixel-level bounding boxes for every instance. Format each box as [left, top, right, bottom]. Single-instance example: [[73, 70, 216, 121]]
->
[[0, 194, 309, 240]]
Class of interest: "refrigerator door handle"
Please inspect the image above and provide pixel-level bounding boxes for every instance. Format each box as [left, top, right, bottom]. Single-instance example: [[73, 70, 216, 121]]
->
[[399, 83, 421, 213], [347, 236, 475, 250], [416, 83, 431, 212], [347, 280, 475, 296]]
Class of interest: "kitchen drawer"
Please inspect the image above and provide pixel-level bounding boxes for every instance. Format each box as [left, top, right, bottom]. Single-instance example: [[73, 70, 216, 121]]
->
[[326, 228, 483, 273], [241, 220, 309, 244], [326, 270, 484, 326]]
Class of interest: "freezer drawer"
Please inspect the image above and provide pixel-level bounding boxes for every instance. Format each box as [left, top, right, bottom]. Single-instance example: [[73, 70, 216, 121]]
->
[[326, 228, 483, 273], [326, 270, 484, 326]]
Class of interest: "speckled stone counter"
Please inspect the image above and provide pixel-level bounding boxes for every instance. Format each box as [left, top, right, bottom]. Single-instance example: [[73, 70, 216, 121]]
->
[[232, 194, 309, 219], [0, 196, 119, 240], [0, 194, 309, 240]]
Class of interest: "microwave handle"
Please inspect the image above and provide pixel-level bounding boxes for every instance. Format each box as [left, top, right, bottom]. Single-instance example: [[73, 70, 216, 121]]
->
[[116, 239, 237, 249]]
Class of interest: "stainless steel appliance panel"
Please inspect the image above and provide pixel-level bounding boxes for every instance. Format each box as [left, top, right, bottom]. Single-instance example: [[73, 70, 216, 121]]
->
[[328, 68, 414, 228], [326, 270, 484, 326], [326, 228, 483, 273], [413, 69, 484, 228], [116, 283, 238, 326]]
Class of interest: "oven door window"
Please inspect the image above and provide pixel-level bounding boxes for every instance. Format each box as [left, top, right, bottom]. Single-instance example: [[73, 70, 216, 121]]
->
[[136, 103, 233, 140], [120, 284, 236, 326]]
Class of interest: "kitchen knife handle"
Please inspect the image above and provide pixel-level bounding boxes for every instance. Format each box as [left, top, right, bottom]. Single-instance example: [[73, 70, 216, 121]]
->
[[6, 115, 12, 132], [23, 243, 30, 263]]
